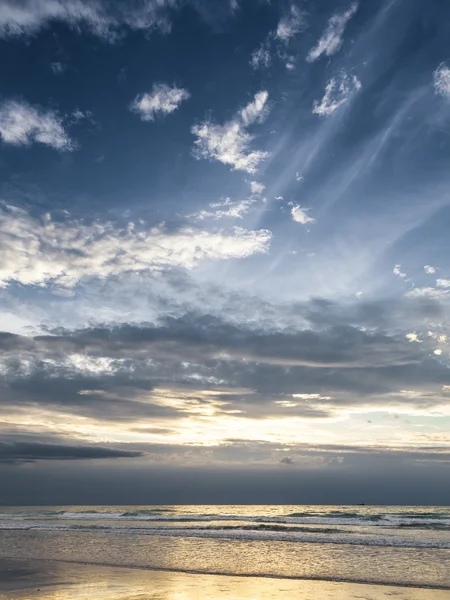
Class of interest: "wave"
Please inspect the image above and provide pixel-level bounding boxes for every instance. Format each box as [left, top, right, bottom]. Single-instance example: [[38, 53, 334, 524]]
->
[[1, 521, 449, 549], [2, 509, 450, 530]]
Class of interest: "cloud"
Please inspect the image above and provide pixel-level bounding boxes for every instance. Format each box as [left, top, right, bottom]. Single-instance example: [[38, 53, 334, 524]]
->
[[393, 265, 407, 279], [306, 3, 358, 62], [313, 71, 361, 116], [250, 45, 270, 69], [405, 287, 450, 299], [50, 61, 66, 75], [130, 83, 190, 121], [240, 91, 269, 126], [0, 440, 142, 463], [2, 296, 450, 457], [275, 5, 305, 42], [291, 204, 315, 225], [406, 333, 421, 343], [437, 279, 450, 288], [191, 197, 257, 220], [191, 91, 270, 173], [0, 100, 74, 150], [424, 265, 436, 274], [0, 204, 272, 289], [433, 63, 450, 99], [249, 181, 265, 195], [0, 0, 181, 40]]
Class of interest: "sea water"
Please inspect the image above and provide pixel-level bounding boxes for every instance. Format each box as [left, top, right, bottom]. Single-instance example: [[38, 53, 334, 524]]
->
[[0, 505, 449, 588]]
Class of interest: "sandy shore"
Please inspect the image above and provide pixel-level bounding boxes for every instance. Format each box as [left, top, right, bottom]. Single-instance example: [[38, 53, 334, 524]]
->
[[0, 559, 448, 600]]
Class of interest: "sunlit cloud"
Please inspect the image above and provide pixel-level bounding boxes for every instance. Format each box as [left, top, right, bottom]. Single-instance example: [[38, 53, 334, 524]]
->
[[290, 204, 315, 224], [0, 99, 74, 150], [191, 91, 270, 173], [0, 204, 271, 288], [130, 83, 190, 121]]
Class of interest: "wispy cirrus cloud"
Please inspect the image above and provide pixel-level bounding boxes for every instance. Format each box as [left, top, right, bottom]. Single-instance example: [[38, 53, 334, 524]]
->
[[250, 44, 270, 69], [130, 83, 190, 121], [190, 197, 257, 221], [0, 204, 271, 289], [0, 0, 181, 40], [313, 71, 361, 116], [191, 91, 270, 173], [275, 5, 305, 42], [0, 99, 74, 150], [433, 63, 450, 98], [240, 90, 269, 126], [307, 3, 358, 63]]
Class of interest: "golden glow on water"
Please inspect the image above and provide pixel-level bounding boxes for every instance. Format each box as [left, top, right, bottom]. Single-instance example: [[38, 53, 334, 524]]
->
[[2, 561, 449, 600]]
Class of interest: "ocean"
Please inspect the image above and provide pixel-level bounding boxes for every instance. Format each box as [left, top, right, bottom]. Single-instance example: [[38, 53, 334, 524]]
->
[[0, 505, 450, 590]]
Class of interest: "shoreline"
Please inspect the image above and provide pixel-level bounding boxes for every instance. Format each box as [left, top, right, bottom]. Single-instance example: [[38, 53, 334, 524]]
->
[[2, 556, 450, 592], [1, 559, 449, 600]]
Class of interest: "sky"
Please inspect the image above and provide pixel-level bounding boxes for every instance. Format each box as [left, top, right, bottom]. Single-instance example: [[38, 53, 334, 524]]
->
[[1, 0, 450, 505]]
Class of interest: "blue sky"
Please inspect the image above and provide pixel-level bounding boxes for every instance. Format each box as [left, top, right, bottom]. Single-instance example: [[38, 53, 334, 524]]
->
[[1, 0, 450, 502]]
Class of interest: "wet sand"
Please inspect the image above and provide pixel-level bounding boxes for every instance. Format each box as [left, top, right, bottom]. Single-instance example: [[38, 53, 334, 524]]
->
[[0, 559, 448, 600]]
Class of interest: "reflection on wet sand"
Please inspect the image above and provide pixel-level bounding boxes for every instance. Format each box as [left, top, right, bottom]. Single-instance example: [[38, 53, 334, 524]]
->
[[0, 560, 448, 600]]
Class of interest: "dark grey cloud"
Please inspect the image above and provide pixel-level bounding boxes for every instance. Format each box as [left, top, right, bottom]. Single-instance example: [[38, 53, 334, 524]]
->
[[31, 315, 422, 368], [0, 441, 142, 463], [1, 304, 450, 426]]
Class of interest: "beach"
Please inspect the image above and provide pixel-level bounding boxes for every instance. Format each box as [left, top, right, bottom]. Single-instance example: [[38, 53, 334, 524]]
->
[[1, 559, 450, 600], [0, 505, 449, 597]]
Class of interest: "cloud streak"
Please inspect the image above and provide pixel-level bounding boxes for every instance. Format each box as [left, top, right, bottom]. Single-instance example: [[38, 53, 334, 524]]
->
[[275, 5, 305, 42], [313, 71, 361, 116], [307, 3, 358, 62]]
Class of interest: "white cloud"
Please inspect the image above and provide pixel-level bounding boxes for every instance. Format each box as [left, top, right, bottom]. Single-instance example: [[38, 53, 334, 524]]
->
[[406, 333, 421, 343], [433, 63, 450, 99], [130, 83, 190, 121], [250, 45, 270, 69], [291, 204, 315, 225], [313, 71, 361, 116], [424, 265, 436, 274], [240, 91, 269, 126], [0, 204, 272, 289], [405, 287, 450, 299], [306, 3, 358, 62], [192, 197, 257, 220], [437, 279, 450, 288], [434, 349, 443, 356], [250, 181, 265, 195], [0, 100, 73, 150], [191, 91, 270, 174], [276, 5, 305, 42], [0, 0, 180, 40], [393, 264, 406, 279]]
